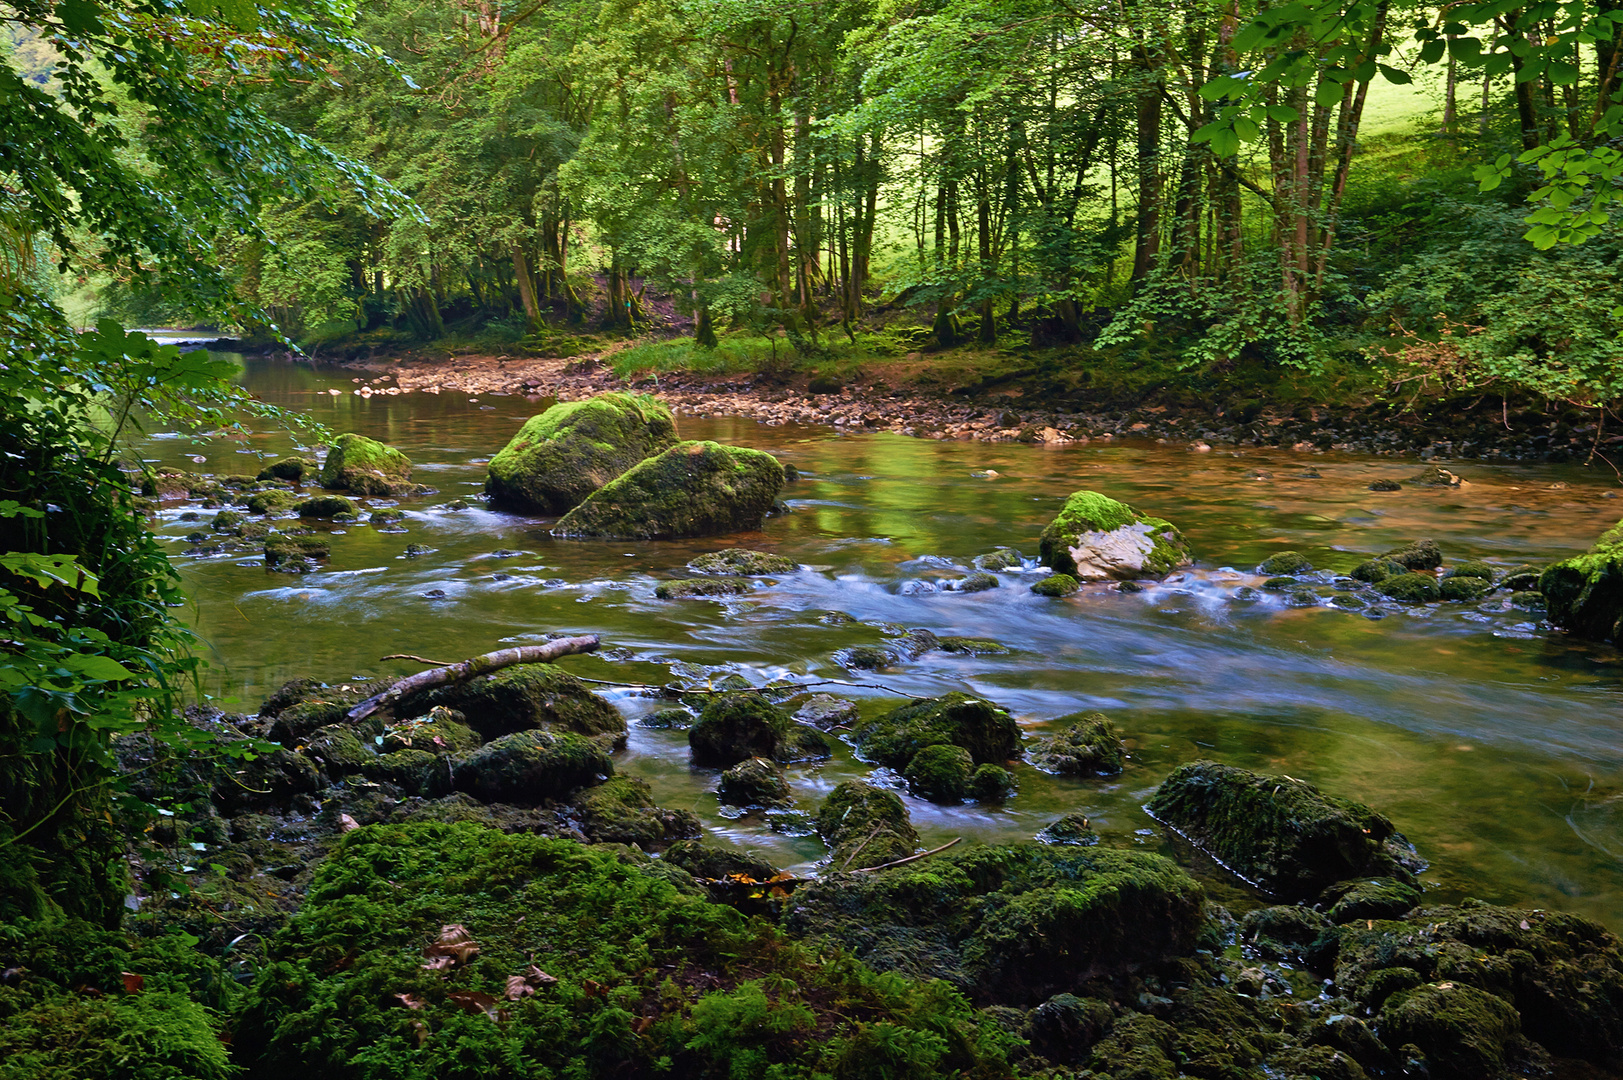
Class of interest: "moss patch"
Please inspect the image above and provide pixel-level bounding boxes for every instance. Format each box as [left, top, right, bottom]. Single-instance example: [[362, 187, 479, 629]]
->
[[1028, 713, 1124, 776], [1038, 490, 1191, 580], [319, 433, 413, 495], [485, 393, 677, 514], [553, 440, 785, 540], [398, 663, 624, 742], [687, 548, 798, 575]]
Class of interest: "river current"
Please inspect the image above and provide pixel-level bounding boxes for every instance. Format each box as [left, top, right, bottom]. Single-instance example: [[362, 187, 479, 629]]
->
[[142, 355, 1623, 925]]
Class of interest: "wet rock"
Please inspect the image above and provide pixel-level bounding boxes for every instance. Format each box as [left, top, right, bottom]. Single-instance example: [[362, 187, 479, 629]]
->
[[1509, 590, 1547, 612], [654, 577, 750, 600], [362, 748, 444, 796], [814, 780, 919, 870], [1038, 490, 1192, 581], [836, 644, 895, 670], [852, 692, 1021, 770], [1240, 905, 1332, 960], [1084, 1013, 1179, 1077], [972, 547, 1024, 571], [575, 776, 700, 847], [1443, 559, 1495, 581], [1380, 982, 1524, 1079], [1330, 591, 1366, 609], [294, 495, 357, 519], [1031, 573, 1080, 597], [257, 456, 316, 483], [398, 662, 624, 742], [1349, 557, 1406, 583], [368, 508, 405, 526], [689, 692, 826, 767], [485, 392, 678, 513], [211, 509, 246, 533], [1308, 1015, 1397, 1077], [1369, 478, 1402, 492], [639, 707, 695, 730], [1540, 517, 1623, 644], [951, 571, 999, 592], [1439, 576, 1491, 601], [1261, 575, 1296, 591], [381, 707, 480, 755], [1145, 760, 1422, 900], [717, 757, 792, 808], [1028, 712, 1125, 776], [1377, 572, 1440, 603], [970, 764, 1016, 802], [903, 744, 974, 802], [1497, 564, 1543, 592], [319, 432, 414, 495], [553, 440, 784, 540], [1381, 538, 1444, 570], [263, 534, 331, 572], [662, 839, 778, 881], [1410, 464, 1465, 487], [1320, 877, 1423, 923], [1257, 551, 1313, 575], [246, 489, 300, 515], [686, 548, 797, 575], [793, 694, 858, 730], [451, 729, 612, 803], [1036, 812, 1099, 846], [936, 636, 1012, 655]]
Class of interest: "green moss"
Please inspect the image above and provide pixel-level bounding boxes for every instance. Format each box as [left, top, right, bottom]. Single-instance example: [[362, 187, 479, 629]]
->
[[1443, 559, 1496, 581], [1320, 877, 1423, 923], [210, 510, 245, 533], [1350, 557, 1406, 583], [815, 781, 920, 870], [903, 744, 973, 802], [294, 495, 357, 519], [1037, 490, 1191, 580], [367, 508, 404, 526], [638, 707, 694, 730], [969, 764, 1016, 802], [398, 662, 624, 742], [1497, 564, 1543, 591], [1381, 539, 1443, 570], [688, 693, 795, 767], [1028, 712, 1124, 776], [1540, 516, 1623, 642], [662, 840, 778, 881], [1030, 573, 1079, 596], [576, 776, 700, 847], [382, 709, 480, 755], [1377, 572, 1441, 603], [1257, 551, 1313, 575], [361, 748, 442, 795], [485, 393, 677, 513], [319, 433, 412, 495], [1381, 983, 1522, 1079], [257, 456, 315, 483], [688, 548, 798, 575], [1240, 905, 1332, 959], [837, 644, 895, 669], [1439, 576, 1491, 601], [553, 440, 785, 540], [955, 571, 999, 592], [936, 636, 1012, 655], [853, 692, 1020, 770], [1145, 760, 1420, 900], [655, 578, 751, 599], [303, 726, 370, 774], [717, 757, 792, 807], [245, 489, 299, 515], [451, 729, 612, 803]]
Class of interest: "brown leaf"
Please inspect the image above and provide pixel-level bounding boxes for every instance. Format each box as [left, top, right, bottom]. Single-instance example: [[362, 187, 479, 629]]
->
[[422, 924, 480, 970], [526, 966, 557, 987], [447, 990, 500, 1019], [338, 813, 360, 833], [121, 972, 144, 995], [632, 1016, 654, 1035], [392, 993, 424, 1010], [581, 979, 605, 999], [504, 976, 535, 1000]]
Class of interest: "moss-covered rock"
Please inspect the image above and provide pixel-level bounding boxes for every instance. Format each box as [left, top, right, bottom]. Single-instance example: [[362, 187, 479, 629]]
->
[[1036, 812, 1098, 846], [485, 393, 678, 513], [1497, 564, 1543, 592], [1028, 712, 1124, 776], [367, 507, 405, 526], [262, 534, 329, 571], [655, 577, 751, 599], [1030, 573, 1080, 596], [245, 488, 300, 515], [1027, 993, 1116, 1064], [1320, 877, 1423, 923], [836, 644, 895, 670], [1380, 982, 1524, 1079], [397, 662, 624, 742], [451, 729, 612, 803], [1540, 517, 1623, 644], [294, 495, 357, 519], [211, 745, 321, 814], [970, 764, 1016, 802], [1377, 571, 1440, 603], [688, 692, 828, 767], [661, 839, 778, 881], [853, 692, 1020, 770], [1381, 538, 1443, 570], [1145, 761, 1422, 900], [381, 708, 481, 755], [302, 726, 370, 775], [972, 547, 1024, 571], [318, 433, 413, 495], [575, 775, 700, 847], [1443, 559, 1496, 581], [1439, 576, 1491, 601], [953, 571, 999, 592], [1038, 490, 1192, 581], [639, 707, 694, 730], [553, 440, 785, 540], [1350, 557, 1407, 583], [1240, 905, 1332, 959], [1257, 551, 1313, 575], [903, 744, 974, 802], [688, 548, 798, 575], [361, 748, 442, 795], [256, 456, 315, 483], [815, 780, 920, 870], [936, 636, 1012, 655], [793, 694, 858, 729], [210, 509, 245, 533], [717, 757, 792, 807]]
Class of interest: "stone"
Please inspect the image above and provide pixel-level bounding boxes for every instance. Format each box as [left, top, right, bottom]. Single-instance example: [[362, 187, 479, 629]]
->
[[1381, 539, 1443, 571], [793, 694, 859, 730], [852, 692, 1021, 770], [1379, 983, 1522, 1080], [575, 776, 700, 847], [970, 764, 1016, 802], [1349, 558, 1406, 583], [256, 457, 315, 483], [1319, 877, 1424, 923], [1540, 517, 1623, 644], [246, 489, 300, 515], [1439, 577, 1491, 601], [484, 392, 677, 513], [451, 729, 611, 804], [639, 707, 695, 730], [903, 744, 974, 802], [1377, 572, 1440, 603], [936, 636, 1012, 655], [1369, 479, 1402, 492], [654, 578, 750, 600], [362, 749, 443, 796], [1036, 812, 1099, 846], [1442, 559, 1495, 581], [1409, 465, 1464, 487], [1038, 490, 1192, 581], [1257, 551, 1313, 575], [1031, 573, 1080, 597], [553, 440, 785, 540], [687, 548, 798, 575], [1145, 761, 1423, 900], [1028, 713, 1125, 776], [953, 571, 999, 592], [1240, 905, 1332, 960], [319, 433, 414, 495], [382, 708, 481, 755], [294, 495, 357, 519], [972, 548, 1024, 571], [262, 535, 330, 571], [397, 663, 624, 743], [836, 645, 895, 670], [688, 692, 826, 767], [717, 757, 792, 807], [1496, 565, 1543, 592], [814, 780, 919, 870], [302, 726, 370, 775]]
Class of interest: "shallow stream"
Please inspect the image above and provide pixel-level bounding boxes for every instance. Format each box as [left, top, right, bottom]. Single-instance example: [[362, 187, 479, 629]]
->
[[144, 355, 1623, 925]]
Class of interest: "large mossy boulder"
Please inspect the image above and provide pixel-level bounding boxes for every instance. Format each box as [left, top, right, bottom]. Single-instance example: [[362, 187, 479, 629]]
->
[[397, 663, 624, 742], [688, 692, 828, 767], [1038, 490, 1192, 581], [1027, 712, 1124, 776], [484, 392, 677, 514], [1541, 518, 1623, 645], [1146, 761, 1422, 900], [450, 729, 611, 803], [852, 692, 1020, 770], [552, 440, 785, 540], [815, 781, 920, 870], [318, 433, 413, 495]]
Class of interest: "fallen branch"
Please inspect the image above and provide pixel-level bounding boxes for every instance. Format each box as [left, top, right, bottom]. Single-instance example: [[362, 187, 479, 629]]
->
[[381, 653, 456, 666], [851, 837, 962, 874], [350, 636, 601, 721]]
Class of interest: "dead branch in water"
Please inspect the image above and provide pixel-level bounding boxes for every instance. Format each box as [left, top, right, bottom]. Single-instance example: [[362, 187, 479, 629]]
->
[[851, 837, 962, 873], [350, 635, 601, 721]]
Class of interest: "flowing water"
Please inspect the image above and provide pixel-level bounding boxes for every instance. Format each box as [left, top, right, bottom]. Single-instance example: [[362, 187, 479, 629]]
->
[[143, 355, 1623, 925]]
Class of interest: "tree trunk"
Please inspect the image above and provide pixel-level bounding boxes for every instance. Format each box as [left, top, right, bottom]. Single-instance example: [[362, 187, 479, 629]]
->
[[1131, 76, 1163, 281], [512, 245, 541, 328]]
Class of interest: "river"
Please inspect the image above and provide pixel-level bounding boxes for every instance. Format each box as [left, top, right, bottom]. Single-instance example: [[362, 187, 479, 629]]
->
[[142, 354, 1623, 925]]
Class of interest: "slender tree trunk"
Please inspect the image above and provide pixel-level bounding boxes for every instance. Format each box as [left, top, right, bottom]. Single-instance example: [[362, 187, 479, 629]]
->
[[513, 245, 541, 328], [1131, 74, 1163, 281]]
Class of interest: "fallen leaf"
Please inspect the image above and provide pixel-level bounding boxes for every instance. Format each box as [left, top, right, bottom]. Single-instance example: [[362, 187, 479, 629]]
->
[[505, 976, 535, 1000], [422, 924, 479, 970], [526, 966, 557, 987], [581, 979, 605, 999], [121, 972, 144, 995], [632, 1016, 653, 1035], [447, 990, 500, 1020], [392, 993, 424, 1010], [338, 814, 359, 833], [1520, 920, 1531, 930]]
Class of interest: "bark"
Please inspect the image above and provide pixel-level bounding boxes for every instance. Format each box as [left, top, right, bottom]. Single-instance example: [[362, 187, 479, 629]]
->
[[512, 244, 541, 327], [349, 636, 601, 721]]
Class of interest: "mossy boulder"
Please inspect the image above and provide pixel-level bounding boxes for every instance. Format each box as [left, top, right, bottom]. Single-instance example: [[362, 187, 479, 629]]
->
[[262, 534, 329, 571], [381, 708, 481, 755], [662, 839, 778, 881], [689, 692, 826, 766], [1257, 551, 1313, 575], [1443, 559, 1496, 581], [485, 393, 677, 513], [302, 726, 371, 775], [639, 707, 694, 730], [575, 775, 700, 847], [257, 456, 315, 483], [1320, 877, 1423, 923], [245, 488, 300, 515], [972, 547, 1024, 571], [1039, 490, 1192, 581], [655, 577, 750, 600], [793, 694, 858, 729], [211, 744, 321, 814], [1028, 712, 1124, 776], [1498, 564, 1543, 592], [294, 495, 357, 519], [319, 432, 413, 495], [1037, 813, 1098, 846], [903, 744, 974, 802], [553, 440, 785, 540], [688, 548, 798, 575], [451, 729, 612, 803], [852, 692, 1020, 770], [1540, 517, 1623, 644], [1377, 571, 1440, 603], [1240, 905, 1332, 959], [1030, 573, 1079, 597], [1028, 994, 1116, 1064], [1379, 983, 1524, 1079], [1439, 576, 1491, 601], [1145, 761, 1422, 900], [836, 644, 895, 670], [361, 748, 443, 795], [954, 571, 999, 592], [717, 757, 792, 807], [1349, 557, 1407, 583], [815, 780, 919, 870], [1381, 538, 1443, 570], [397, 662, 624, 742], [937, 636, 1012, 655], [970, 764, 1016, 802]]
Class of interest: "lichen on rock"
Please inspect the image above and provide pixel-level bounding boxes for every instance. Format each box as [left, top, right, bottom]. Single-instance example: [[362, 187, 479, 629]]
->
[[484, 392, 677, 513], [1038, 490, 1192, 581]]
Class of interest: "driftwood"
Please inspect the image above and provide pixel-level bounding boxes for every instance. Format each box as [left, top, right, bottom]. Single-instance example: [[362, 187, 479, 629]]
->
[[348, 635, 601, 721], [851, 837, 961, 873]]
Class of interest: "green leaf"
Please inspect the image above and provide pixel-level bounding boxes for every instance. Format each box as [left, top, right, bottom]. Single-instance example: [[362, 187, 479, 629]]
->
[[1377, 63, 1412, 85], [1419, 39, 1446, 63], [62, 654, 136, 682]]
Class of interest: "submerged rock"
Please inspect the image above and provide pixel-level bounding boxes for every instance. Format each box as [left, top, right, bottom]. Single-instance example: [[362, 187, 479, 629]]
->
[[1146, 760, 1423, 900], [1540, 517, 1623, 645], [687, 548, 798, 575], [451, 729, 611, 803], [553, 440, 785, 540], [1031, 573, 1080, 596], [319, 433, 414, 496], [1038, 490, 1192, 581], [815, 780, 919, 870], [484, 392, 677, 513], [1028, 712, 1125, 776], [852, 692, 1021, 770], [654, 577, 750, 600], [398, 662, 624, 742]]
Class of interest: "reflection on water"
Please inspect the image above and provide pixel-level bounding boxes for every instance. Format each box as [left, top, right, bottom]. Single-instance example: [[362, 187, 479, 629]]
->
[[146, 356, 1623, 924]]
